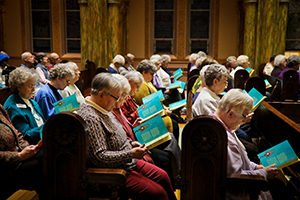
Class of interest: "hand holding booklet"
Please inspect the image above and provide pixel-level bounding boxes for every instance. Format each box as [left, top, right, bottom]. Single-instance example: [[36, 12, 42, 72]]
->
[[142, 90, 165, 104], [53, 93, 79, 113], [247, 87, 266, 112], [137, 96, 164, 123], [133, 115, 171, 149]]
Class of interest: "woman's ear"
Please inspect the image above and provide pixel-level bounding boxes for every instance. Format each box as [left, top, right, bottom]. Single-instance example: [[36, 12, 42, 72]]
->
[[213, 78, 218, 85]]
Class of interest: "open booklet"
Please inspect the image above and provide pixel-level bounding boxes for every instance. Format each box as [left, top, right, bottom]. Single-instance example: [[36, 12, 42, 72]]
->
[[247, 87, 267, 112], [168, 80, 186, 93], [245, 67, 254, 76], [142, 90, 165, 104], [133, 115, 171, 149], [258, 140, 300, 169], [53, 93, 80, 113], [169, 99, 187, 111], [173, 68, 183, 81], [137, 96, 164, 123]]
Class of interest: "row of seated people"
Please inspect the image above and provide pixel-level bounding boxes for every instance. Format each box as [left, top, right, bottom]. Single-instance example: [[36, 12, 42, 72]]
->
[[0, 59, 181, 199]]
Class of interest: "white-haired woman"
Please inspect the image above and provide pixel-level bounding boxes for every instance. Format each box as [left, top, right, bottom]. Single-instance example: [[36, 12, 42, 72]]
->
[[189, 53, 200, 72], [59, 62, 85, 106], [4, 67, 46, 144], [271, 54, 286, 78], [230, 55, 250, 78], [108, 54, 125, 74], [34, 63, 75, 120], [150, 54, 170, 90]]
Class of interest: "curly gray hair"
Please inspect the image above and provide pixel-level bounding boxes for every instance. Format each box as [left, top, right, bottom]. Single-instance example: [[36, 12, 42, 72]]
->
[[204, 64, 229, 87], [9, 67, 40, 93], [49, 63, 75, 80]]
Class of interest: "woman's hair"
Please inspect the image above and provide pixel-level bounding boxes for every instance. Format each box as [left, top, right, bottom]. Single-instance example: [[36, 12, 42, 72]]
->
[[112, 74, 131, 96], [226, 56, 236, 66], [236, 55, 249, 66], [196, 57, 206, 69], [286, 55, 300, 68], [36, 52, 47, 63], [189, 53, 199, 63], [204, 64, 229, 87], [9, 66, 40, 93], [274, 55, 286, 67], [199, 57, 218, 70], [125, 71, 144, 85], [65, 61, 78, 71], [197, 51, 207, 58], [150, 54, 162, 66], [136, 59, 157, 74], [113, 54, 125, 65], [90, 73, 123, 96], [124, 55, 131, 65], [49, 63, 75, 80], [218, 88, 253, 114], [161, 54, 171, 63]]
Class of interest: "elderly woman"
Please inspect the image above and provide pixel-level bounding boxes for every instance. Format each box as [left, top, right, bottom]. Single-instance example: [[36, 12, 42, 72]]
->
[[161, 54, 173, 78], [35, 52, 50, 85], [210, 89, 280, 200], [226, 56, 237, 72], [0, 104, 43, 199], [278, 55, 300, 82], [230, 55, 250, 78], [271, 54, 286, 78], [77, 73, 177, 200], [150, 54, 169, 90], [120, 71, 181, 188], [34, 63, 75, 120], [192, 64, 229, 116], [118, 55, 136, 76], [59, 62, 85, 106], [189, 53, 200, 72], [108, 54, 125, 74], [4, 67, 46, 144]]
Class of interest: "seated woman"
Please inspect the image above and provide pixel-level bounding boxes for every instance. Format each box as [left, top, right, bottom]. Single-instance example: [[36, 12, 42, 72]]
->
[[118, 55, 135, 76], [271, 54, 286, 78], [4, 67, 46, 144], [0, 104, 43, 200], [114, 72, 180, 188], [59, 62, 85, 106], [34, 63, 75, 120], [133, 60, 179, 140], [35, 52, 50, 85], [210, 89, 280, 200], [77, 73, 177, 200], [279, 55, 300, 84]]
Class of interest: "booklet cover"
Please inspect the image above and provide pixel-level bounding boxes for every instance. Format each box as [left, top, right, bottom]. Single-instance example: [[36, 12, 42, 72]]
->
[[168, 81, 182, 90], [137, 96, 164, 123], [174, 71, 183, 81], [258, 140, 300, 169], [133, 115, 171, 149], [264, 79, 272, 89], [173, 68, 182, 77], [169, 99, 187, 111], [53, 93, 79, 113], [245, 67, 254, 76], [248, 87, 267, 112], [142, 90, 165, 104]]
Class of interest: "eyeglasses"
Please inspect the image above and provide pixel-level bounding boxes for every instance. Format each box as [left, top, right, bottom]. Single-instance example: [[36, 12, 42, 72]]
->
[[104, 91, 120, 102], [27, 84, 36, 89], [227, 109, 247, 119]]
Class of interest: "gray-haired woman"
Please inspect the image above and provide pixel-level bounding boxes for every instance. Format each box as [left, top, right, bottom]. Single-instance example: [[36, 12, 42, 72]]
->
[[4, 66, 46, 144], [34, 63, 75, 120]]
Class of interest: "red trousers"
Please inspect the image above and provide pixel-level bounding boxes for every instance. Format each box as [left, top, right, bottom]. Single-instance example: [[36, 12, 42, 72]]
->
[[119, 159, 177, 200]]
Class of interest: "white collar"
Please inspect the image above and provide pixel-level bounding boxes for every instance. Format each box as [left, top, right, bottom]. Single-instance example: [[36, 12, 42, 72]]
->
[[84, 97, 109, 115]]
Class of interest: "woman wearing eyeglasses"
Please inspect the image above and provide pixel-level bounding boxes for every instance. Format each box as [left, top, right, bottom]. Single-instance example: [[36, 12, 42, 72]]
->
[[4, 67, 46, 144], [34, 63, 75, 120]]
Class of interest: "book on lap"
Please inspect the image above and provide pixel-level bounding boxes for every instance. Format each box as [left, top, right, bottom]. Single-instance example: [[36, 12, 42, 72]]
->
[[169, 99, 187, 111], [169, 81, 186, 94], [133, 115, 171, 149], [142, 90, 165, 104], [137, 96, 164, 123], [247, 87, 266, 112], [258, 140, 300, 169], [53, 93, 80, 113]]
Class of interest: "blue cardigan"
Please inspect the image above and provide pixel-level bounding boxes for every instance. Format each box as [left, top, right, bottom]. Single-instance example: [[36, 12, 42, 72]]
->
[[4, 93, 46, 144], [34, 83, 63, 120]]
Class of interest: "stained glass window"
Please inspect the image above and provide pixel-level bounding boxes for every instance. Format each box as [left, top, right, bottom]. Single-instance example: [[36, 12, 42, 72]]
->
[[66, 0, 81, 53], [286, 0, 300, 50]]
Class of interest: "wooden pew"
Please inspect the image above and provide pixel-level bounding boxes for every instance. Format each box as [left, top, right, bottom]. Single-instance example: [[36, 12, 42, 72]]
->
[[186, 75, 199, 122], [43, 112, 127, 200], [181, 116, 269, 200], [282, 70, 299, 102], [251, 101, 300, 197], [0, 87, 12, 105], [234, 69, 249, 90], [260, 73, 282, 101]]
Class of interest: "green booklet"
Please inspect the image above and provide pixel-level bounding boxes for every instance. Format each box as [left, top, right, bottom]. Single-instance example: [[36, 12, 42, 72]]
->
[[142, 90, 165, 104], [258, 140, 300, 169], [133, 115, 171, 149], [247, 87, 266, 112], [137, 96, 164, 123], [245, 67, 254, 76], [53, 93, 79, 113]]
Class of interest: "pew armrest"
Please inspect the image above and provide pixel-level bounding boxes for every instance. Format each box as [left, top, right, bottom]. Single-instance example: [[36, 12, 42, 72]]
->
[[86, 168, 127, 185], [227, 174, 269, 191]]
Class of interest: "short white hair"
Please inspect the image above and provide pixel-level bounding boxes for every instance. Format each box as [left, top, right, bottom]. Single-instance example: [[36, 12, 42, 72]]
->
[[150, 54, 162, 66], [197, 51, 207, 58], [196, 57, 206, 69], [189, 53, 200, 63], [113, 54, 125, 65], [161, 54, 171, 63], [127, 53, 135, 59], [125, 71, 144, 85], [237, 55, 249, 66], [21, 52, 32, 62], [112, 74, 131, 95], [200, 65, 209, 78], [274, 55, 286, 66]]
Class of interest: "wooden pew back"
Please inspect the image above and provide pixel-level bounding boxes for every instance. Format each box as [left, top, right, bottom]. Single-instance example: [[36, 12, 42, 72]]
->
[[245, 76, 266, 95], [0, 87, 12, 105], [282, 70, 299, 102], [234, 69, 249, 90], [260, 74, 282, 101]]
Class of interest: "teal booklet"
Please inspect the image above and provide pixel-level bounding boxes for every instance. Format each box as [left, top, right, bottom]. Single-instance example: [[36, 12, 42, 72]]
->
[[264, 79, 272, 89], [247, 87, 266, 112], [174, 71, 183, 81], [173, 68, 182, 77], [142, 90, 165, 104], [133, 115, 171, 149], [53, 93, 79, 113], [258, 140, 300, 169], [169, 81, 186, 93], [245, 67, 254, 76], [137, 96, 164, 123], [169, 99, 187, 111]]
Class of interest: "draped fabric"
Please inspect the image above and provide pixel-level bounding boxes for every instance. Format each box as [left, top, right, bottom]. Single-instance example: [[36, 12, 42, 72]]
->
[[243, 0, 289, 76]]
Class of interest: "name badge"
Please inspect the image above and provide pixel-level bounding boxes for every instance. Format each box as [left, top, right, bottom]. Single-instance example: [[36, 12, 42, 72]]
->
[[16, 104, 27, 108]]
